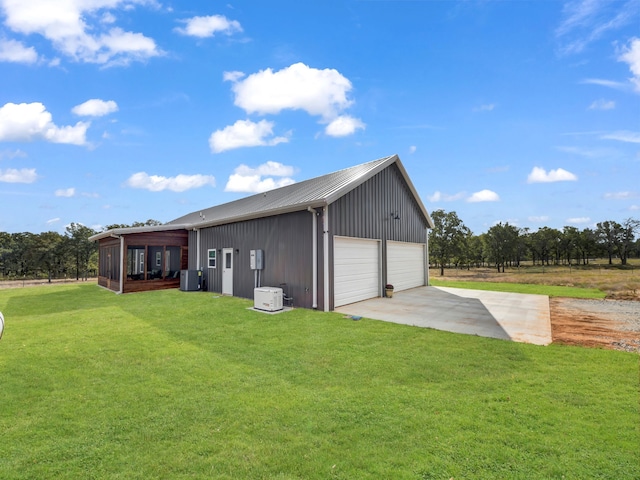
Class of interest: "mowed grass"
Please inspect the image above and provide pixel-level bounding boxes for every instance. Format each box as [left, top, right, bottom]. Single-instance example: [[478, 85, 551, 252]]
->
[[0, 285, 638, 479], [429, 279, 606, 299]]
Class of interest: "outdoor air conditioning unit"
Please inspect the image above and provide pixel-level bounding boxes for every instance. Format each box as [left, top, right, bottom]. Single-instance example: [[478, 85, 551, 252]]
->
[[254, 287, 283, 312], [180, 270, 202, 292]]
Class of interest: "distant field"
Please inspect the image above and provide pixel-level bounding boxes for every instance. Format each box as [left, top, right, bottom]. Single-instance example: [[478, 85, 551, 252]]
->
[[429, 279, 607, 299], [0, 284, 638, 479], [429, 260, 640, 300]]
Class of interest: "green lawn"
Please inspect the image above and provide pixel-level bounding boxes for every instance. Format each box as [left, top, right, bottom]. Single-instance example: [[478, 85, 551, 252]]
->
[[0, 285, 637, 479], [429, 279, 607, 299]]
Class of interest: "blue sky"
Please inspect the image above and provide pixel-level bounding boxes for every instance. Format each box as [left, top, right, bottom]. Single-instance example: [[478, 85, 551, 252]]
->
[[0, 0, 638, 235]]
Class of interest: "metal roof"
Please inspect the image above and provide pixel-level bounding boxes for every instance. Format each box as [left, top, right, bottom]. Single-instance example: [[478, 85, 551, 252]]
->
[[90, 154, 433, 241]]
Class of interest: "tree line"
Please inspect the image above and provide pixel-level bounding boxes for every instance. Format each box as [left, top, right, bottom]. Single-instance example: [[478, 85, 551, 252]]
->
[[428, 210, 640, 275], [2, 214, 639, 281], [0, 220, 161, 282]]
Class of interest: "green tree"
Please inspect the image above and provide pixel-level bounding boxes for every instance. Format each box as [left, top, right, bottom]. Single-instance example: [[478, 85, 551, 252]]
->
[[529, 227, 561, 266], [617, 218, 639, 265], [428, 210, 469, 276], [65, 223, 98, 280], [596, 220, 621, 265], [484, 222, 519, 272], [103, 219, 162, 230], [34, 232, 66, 282]]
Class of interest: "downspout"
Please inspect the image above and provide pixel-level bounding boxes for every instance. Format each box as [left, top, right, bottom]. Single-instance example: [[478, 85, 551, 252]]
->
[[426, 228, 430, 286], [323, 206, 330, 312], [119, 235, 124, 294], [307, 207, 318, 309], [195, 228, 201, 270]]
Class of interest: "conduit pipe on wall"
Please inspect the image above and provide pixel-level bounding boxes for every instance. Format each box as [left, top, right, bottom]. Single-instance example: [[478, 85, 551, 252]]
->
[[307, 207, 318, 309], [323, 206, 330, 312]]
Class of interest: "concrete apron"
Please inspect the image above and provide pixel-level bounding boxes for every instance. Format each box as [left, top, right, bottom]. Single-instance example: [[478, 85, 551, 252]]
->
[[335, 286, 552, 346]]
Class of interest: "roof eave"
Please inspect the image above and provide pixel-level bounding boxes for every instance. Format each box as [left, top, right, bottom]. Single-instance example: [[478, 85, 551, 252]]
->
[[89, 223, 190, 242]]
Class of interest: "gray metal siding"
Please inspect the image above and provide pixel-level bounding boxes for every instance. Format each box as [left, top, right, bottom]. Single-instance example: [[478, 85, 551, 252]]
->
[[194, 210, 322, 309], [188, 230, 198, 270], [328, 163, 429, 310]]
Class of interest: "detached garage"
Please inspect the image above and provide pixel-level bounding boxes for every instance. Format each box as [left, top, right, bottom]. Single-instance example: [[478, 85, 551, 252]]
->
[[92, 154, 434, 310]]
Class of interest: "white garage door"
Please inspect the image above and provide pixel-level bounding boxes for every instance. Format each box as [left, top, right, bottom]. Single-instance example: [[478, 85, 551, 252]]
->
[[387, 241, 426, 292], [334, 236, 380, 307]]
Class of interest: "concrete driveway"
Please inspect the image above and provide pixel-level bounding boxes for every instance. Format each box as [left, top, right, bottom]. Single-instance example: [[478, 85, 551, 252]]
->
[[335, 286, 552, 345]]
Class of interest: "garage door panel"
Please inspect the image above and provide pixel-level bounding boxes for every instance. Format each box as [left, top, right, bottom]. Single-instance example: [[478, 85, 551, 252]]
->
[[334, 237, 380, 307], [387, 241, 425, 292]]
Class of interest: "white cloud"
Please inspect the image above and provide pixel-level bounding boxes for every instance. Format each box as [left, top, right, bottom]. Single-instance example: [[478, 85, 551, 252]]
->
[[527, 167, 578, 183], [46, 217, 60, 225], [528, 216, 550, 223], [580, 78, 629, 91], [324, 115, 365, 137], [600, 130, 640, 143], [225, 161, 296, 193], [428, 191, 465, 202], [630, 205, 640, 211], [223, 70, 245, 82], [473, 103, 495, 112], [0, 148, 27, 159], [55, 187, 75, 197], [588, 99, 615, 110], [409, 146, 417, 154], [556, 0, 638, 55], [0, 102, 89, 145], [101, 12, 116, 24], [566, 217, 591, 224], [72, 99, 118, 117], [226, 62, 354, 120], [555, 145, 619, 158], [125, 172, 216, 192], [467, 189, 500, 203], [234, 161, 295, 177], [209, 119, 289, 153], [604, 191, 637, 200], [225, 174, 296, 194], [0, 167, 37, 183], [1, 0, 162, 66], [0, 38, 38, 63], [175, 15, 242, 38], [618, 37, 640, 92]]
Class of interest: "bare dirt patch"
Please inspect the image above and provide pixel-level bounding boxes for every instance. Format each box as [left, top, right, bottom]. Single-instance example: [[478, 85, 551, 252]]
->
[[550, 298, 640, 352]]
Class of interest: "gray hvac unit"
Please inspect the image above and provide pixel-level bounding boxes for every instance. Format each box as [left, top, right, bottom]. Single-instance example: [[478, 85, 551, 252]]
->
[[180, 270, 202, 291]]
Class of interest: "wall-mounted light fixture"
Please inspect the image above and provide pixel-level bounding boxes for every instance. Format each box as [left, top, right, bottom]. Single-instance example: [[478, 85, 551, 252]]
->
[[391, 211, 400, 220], [235, 249, 240, 254]]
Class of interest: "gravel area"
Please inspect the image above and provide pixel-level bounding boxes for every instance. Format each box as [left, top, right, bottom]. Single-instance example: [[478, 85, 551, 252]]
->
[[550, 298, 640, 352], [555, 298, 640, 332]]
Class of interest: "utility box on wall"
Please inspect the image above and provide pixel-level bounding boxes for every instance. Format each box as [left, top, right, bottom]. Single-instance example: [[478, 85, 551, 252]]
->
[[250, 249, 264, 270], [180, 269, 202, 291]]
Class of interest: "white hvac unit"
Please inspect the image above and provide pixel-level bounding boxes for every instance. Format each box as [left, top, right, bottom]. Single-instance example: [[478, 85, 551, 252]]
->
[[254, 287, 283, 312]]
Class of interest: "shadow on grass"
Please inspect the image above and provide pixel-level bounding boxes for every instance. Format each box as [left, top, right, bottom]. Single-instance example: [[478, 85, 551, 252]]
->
[[4, 285, 114, 318]]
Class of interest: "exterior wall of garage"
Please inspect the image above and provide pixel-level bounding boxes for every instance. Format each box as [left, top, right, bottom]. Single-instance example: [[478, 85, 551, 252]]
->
[[185, 162, 428, 311], [190, 210, 325, 310], [327, 163, 429, 310]]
